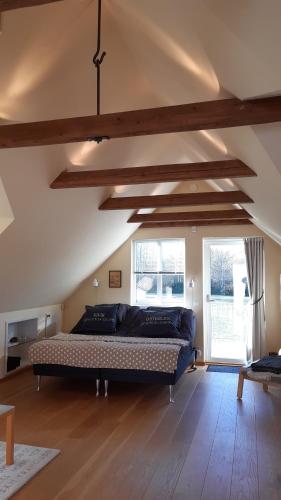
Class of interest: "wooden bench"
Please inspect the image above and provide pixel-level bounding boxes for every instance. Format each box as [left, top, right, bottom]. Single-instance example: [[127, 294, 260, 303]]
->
[[237, 366, 281, 399]]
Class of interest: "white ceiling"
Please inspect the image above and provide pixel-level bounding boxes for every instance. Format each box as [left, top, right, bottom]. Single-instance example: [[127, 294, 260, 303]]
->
[[0, 0, 281, 312]]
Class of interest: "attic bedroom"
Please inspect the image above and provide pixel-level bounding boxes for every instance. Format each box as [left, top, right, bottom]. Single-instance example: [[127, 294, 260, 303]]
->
[[0, 1, 281, 498]]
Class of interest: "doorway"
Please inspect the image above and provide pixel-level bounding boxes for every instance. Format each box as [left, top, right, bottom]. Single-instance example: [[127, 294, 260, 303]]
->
[[203, 238, 252, 364]]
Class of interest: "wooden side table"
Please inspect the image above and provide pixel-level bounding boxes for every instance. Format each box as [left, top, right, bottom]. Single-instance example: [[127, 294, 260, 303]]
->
[[0, 404, 15, 465]]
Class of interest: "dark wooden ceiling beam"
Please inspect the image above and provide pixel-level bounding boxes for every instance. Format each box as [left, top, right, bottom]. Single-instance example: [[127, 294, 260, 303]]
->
[[1, 96, 281, 148], [99, 191, 254, 210], [50, 160, 256, 189], [0, 0, 62, 11], [141, 220, 253, 228], [128, 208, 251, 223]]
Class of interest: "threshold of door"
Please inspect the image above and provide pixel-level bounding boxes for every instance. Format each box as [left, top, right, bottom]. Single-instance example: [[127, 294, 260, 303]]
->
[[205, 361, 243, 366]]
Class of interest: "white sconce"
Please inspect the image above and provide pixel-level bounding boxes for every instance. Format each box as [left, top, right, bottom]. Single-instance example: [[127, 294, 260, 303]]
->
[[188, 278, 195, 308], [92, 278, 100, 288], [188, 279, 195, 288]]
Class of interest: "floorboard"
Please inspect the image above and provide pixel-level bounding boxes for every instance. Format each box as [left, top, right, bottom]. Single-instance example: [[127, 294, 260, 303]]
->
[[254, 386, 281, 500], [172, 375, 228, 499], [200, 374, 237, 500], [229, 386, 259, 500], [0, 368, 280, 499]]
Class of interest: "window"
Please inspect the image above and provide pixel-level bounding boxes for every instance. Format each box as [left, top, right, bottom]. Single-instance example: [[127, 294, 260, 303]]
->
[[132, 239, 185, 306], [210, 243, 249, 298]]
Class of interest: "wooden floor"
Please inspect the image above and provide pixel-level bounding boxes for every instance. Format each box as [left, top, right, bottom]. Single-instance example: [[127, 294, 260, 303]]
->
[[1, 368, 281, 500]]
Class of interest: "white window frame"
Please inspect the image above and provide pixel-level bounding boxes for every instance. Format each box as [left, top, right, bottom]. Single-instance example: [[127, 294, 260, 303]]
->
[[131, 238, 186, 307]]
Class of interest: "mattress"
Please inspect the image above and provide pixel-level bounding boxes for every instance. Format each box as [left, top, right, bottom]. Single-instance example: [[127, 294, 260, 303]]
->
[[29, 333, 190, 374]]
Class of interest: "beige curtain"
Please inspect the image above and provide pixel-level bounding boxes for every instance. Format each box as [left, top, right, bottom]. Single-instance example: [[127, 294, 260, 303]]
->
[[244, 237, 266, 361]]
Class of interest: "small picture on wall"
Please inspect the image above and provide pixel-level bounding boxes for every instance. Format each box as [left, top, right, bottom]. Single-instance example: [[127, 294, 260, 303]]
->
[[109, 270, 122, 288]]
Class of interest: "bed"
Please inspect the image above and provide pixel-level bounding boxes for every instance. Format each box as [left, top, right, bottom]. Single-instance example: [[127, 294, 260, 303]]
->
[[29, 304, 197, 403]]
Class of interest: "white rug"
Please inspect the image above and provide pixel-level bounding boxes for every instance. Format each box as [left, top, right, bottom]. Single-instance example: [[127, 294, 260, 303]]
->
[[0, 442, 60, 500]]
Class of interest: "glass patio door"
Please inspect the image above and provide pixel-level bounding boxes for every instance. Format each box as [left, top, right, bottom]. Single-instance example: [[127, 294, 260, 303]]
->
[[203, 238, 252, 364]]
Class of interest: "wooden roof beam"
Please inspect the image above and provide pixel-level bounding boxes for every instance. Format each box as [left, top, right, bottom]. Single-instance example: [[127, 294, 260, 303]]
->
[[0, 0, 62, 11], [50, 160, 256, 189], [128, 208, 251, 223], [1, 96, 281, 148], [99, 191, 254, 210], [140, 220, 253, 228]]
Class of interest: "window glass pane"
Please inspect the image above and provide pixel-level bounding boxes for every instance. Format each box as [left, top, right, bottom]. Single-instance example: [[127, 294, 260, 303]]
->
[[161, 274, 184, 304], [135, 273, 158, 305], [134, 241, 159, 273], [160, 240, 185, 273], [133, 239, 185, 306], [134, 273, 184, 306], [210, 244, 249, 298], [210, 245, 234, 297]]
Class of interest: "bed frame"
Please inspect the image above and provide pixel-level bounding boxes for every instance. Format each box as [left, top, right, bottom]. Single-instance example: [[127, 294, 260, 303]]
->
[[33, 346, 197, 403]]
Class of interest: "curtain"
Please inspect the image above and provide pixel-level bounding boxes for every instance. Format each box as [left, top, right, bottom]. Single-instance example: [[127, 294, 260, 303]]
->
[[244, 237, 266, 361]]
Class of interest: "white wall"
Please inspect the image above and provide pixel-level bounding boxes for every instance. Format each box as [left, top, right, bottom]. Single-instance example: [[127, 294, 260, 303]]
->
[[63, 225, 281, 361]]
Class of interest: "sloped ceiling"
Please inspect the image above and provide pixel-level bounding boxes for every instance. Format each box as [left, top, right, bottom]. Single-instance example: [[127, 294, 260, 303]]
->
[[0, 0, 280, 312], [0, 176, 14, 234]]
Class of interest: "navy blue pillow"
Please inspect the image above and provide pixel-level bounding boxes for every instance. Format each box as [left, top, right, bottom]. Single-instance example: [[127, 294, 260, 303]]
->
[[116, 306, 140, 335], [131, 310, 180, 338], [147, 308, 182, 328], [71, 304, 118, 334], [98, 303, 130, 324], [146, 307, 195, 341]]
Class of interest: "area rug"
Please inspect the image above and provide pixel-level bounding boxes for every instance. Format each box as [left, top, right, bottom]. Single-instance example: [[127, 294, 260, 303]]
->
[[0, 442, 60, 500], [207, 365, 241, 374]]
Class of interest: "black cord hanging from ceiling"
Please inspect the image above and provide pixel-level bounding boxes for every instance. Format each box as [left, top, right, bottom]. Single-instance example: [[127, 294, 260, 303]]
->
[[93, 0, 106, 116], [91, 0, 109, 144]]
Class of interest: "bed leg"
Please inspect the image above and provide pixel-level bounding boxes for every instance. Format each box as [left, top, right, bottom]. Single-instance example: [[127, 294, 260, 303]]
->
[[237, 369, 244, 399], [169, 385, 175, 404], [104, 380, 108, 398], [96, 379, 100, 397], [263, 382, 269, 392], [36, 375, 41, 392]]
